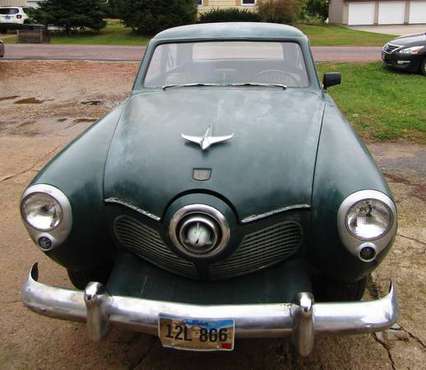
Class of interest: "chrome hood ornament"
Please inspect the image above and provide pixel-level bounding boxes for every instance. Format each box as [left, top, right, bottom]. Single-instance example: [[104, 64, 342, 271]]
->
[[181, 126, 233, 151]]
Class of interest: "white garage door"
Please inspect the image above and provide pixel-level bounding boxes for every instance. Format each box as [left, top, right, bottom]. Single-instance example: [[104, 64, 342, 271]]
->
[[378, 1, 406, 24], [348, 2, 375, 25], [409, 1, 426, 24]]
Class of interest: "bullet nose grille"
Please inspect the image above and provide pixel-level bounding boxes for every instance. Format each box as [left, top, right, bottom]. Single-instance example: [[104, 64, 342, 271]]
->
[[114, 216, 302, 280], [209, 221, 302, 280], [114, 216, 198, 279]]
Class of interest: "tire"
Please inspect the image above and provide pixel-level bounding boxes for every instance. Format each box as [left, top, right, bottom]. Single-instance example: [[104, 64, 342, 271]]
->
[[313, 276, 368, 302], [420, 58, 426, 76], [67, 265, 112, 290]]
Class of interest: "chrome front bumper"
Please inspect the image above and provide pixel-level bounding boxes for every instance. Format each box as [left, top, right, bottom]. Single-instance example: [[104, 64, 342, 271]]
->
[[22, 264, 399, 356]]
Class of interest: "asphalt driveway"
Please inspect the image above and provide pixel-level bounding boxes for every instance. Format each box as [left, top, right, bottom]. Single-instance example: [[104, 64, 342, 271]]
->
[[0, 60, 425, 369], [2, 44, 383, 62], [350, 25, 426, 36]]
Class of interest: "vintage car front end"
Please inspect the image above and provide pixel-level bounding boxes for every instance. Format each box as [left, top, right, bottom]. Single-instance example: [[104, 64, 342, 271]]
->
[[21, 23, 399, 356]]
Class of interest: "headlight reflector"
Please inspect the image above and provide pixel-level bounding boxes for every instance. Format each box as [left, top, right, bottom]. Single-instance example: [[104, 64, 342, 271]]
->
[[338, 190, 397, 261], [346, 199, 392, 240], [22, 192, 63, 231], [399, 46, 424, 55]]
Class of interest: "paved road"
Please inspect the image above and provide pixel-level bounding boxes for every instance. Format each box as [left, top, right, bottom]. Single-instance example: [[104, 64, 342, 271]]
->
[[3, 43, 383, 62]]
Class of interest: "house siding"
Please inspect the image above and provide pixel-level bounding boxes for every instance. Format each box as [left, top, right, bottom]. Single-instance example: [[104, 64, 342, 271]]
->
[[198, 0, 257, 13], [329, 0, 345, 23], [0, 0, 43, 7], [0, 0, 26, 6]]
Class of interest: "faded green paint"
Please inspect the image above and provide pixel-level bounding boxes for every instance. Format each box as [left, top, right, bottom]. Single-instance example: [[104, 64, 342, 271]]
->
[[104, 88, 324, 221], [24, 23, 395, 290]]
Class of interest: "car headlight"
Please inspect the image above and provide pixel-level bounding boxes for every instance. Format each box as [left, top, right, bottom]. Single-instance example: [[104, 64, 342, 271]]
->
[[21, 184, 72, 251], [22, 192, 63, 231], [346, 199, 392, 240], [338, 190, 397, 262], [399, 46, 424, 55]]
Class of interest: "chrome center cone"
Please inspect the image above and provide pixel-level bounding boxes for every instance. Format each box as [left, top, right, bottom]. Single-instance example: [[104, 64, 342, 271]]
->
[[169, 204, 230, 258], [179, 216, 219, 254]]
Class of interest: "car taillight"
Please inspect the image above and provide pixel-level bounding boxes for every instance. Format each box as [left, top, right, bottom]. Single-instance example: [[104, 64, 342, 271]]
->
[[17, 15, 22, 19]]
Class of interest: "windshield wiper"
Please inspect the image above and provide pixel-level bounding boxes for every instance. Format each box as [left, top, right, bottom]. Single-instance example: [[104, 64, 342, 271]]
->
[[162, 83, 222, 90], [162, 82, 287, 90], [229, 82, 287, 89]]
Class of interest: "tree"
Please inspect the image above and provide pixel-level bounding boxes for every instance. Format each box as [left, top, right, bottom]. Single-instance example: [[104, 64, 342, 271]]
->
[[111, 0, 197, 35], [29, 0, 106, 35]]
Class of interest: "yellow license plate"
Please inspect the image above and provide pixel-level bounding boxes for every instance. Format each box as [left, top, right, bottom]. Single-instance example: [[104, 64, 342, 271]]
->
[[158, 315, 235, 351]]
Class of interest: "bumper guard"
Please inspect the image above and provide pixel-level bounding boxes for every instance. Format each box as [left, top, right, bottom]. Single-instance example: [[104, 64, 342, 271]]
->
[[22, 263, 398, 356]]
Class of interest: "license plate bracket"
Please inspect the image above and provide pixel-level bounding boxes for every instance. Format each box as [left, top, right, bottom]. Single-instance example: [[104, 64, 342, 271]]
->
[[158, 315, 235, 351]]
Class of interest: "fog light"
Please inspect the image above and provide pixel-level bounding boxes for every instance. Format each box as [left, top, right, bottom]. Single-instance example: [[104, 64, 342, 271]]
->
[[359, 243, 377, 262], [38, 236, 53, 251]]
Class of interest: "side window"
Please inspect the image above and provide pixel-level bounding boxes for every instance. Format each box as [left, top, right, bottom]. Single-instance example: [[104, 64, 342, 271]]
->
[[241, 0, 256, 5], [144, 47, 163, 86]]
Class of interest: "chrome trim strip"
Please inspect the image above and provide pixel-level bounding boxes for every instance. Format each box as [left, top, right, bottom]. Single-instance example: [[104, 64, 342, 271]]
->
[[22, 263, 398, 357], [104, 197, 161, 221], [241, 204, 311, 224]]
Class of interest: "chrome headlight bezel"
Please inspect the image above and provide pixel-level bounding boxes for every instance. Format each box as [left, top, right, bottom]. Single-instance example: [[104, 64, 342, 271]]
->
[[337, 190, 397, 262], [21, 184, 72, 251]]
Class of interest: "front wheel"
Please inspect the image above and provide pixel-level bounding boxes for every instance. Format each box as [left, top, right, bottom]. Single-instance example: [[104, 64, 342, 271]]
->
[[420, 58, 426, 76], [313, 276, 367, 302]]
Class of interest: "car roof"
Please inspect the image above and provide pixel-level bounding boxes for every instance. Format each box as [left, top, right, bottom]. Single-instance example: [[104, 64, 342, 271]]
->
[[152, 22, 306, 42]]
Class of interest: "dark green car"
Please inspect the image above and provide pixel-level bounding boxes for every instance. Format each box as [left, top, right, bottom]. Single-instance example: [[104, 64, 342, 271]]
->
[[21, 23, 398, 356]]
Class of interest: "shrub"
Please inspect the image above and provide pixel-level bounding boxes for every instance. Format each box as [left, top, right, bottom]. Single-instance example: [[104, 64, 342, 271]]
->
[[303, 0, 329, 22], [28, 0, 106, 35], [257, 0, 302, 24], [199, 8, 261, 23], [112, 0, 197, 35]]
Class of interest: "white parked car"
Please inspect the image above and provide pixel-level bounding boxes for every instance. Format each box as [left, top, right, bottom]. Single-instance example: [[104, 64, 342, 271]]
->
[[0, 7, 29, 30]]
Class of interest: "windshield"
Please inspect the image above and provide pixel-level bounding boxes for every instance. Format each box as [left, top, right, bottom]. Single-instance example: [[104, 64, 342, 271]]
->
[[144, 41, 309, 88], [0, 8, 19, 14]]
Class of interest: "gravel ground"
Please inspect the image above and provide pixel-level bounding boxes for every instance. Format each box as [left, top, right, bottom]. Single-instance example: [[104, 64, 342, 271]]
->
[[0, 60, 425, 369]]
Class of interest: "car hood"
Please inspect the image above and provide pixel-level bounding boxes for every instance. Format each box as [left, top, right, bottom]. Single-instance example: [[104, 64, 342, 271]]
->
[[104, 88, 325, 222], [392, 33, 426, 47]]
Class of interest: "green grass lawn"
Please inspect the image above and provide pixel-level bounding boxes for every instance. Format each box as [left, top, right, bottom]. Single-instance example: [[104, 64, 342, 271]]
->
[[3, 19, 149, 46], [4, 20, 395, 46], [318, 62, 426, 143], [297, 24, 395, 46]]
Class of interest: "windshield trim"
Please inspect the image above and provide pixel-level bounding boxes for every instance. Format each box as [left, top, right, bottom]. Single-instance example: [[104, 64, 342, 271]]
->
[[136, 38, 318, 91]]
